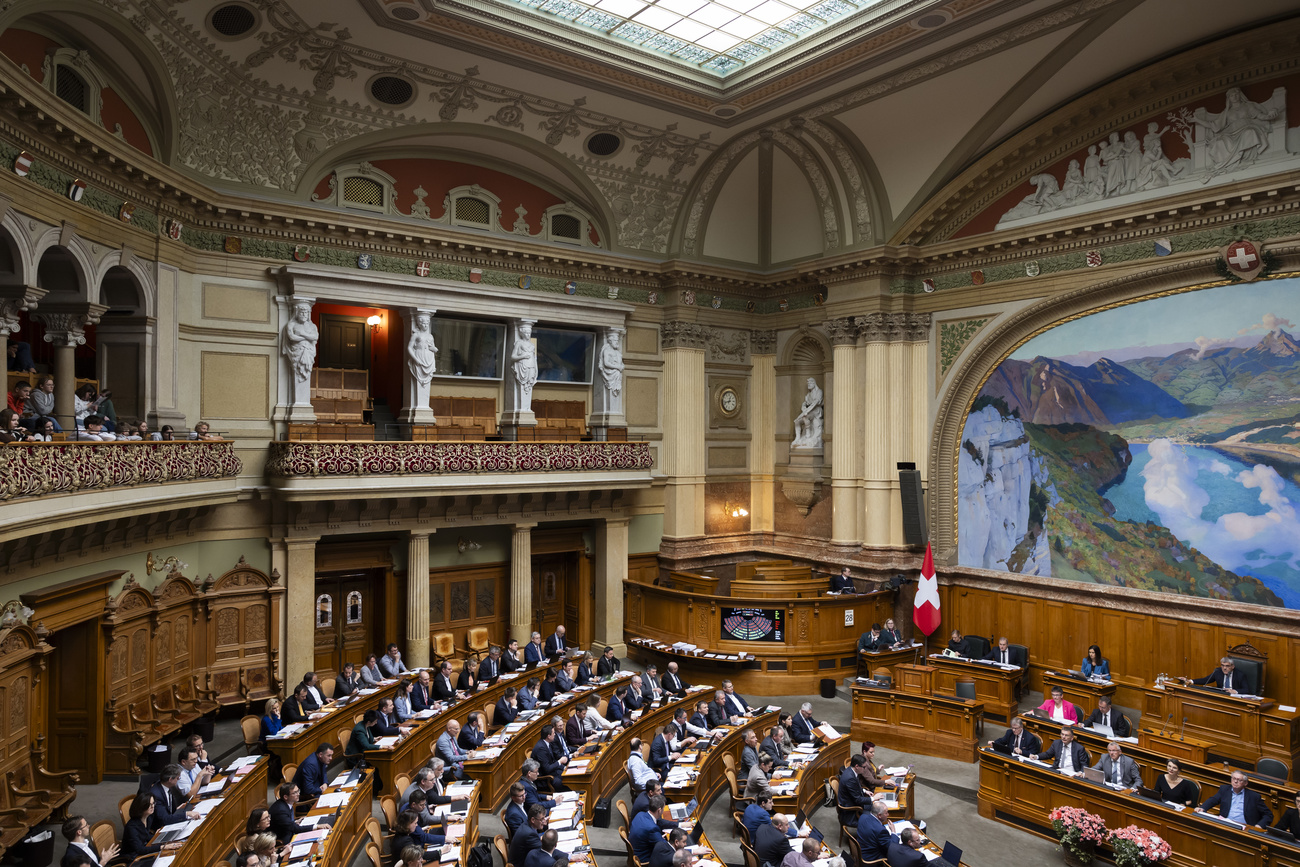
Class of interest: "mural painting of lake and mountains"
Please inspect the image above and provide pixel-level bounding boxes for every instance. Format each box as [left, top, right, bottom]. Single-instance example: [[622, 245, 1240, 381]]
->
[[958, 276, 1300, 609]]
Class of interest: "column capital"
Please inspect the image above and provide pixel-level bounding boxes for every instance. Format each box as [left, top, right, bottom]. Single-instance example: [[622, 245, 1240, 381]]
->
[[603, 516, 631, 528], [825, 317, 858, 346], [409, 529, 434, 540], [34, 302, 109, 347], [284, 536, 321, 549], [749, 329, 777, 355], [513, 522, 538, 532], [903, 312, 932, 342], [0, 286, 46, 335], [661, 320, 708, 351]]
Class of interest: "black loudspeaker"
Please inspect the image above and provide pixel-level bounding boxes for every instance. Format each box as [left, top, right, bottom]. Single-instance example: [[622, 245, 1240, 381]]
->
[[898, 464, 928, 546]]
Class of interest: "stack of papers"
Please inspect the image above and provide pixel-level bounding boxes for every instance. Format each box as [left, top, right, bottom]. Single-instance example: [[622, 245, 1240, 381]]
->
[[193, 799, 224, 816], [447, 782, 478, 797], [564, 760, 591, 774], [316, 791, 349, 808], [288, 842, 315, 859], [227, 756, 259, 770]]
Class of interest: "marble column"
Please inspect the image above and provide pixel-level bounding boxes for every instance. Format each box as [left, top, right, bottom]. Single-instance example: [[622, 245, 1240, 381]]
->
[[399, 307, 437, 425], [283, 537, 319, 685], [888, 336, 911, 546], [749, 330, 777, 534], [406, 531, 432, 668], [827, 318, 860, 545], [0, 286, 46, 374], [34, 302, 106, 429], [510, 523, 537, 643], [858, 314, 892, 547], [593, 517, 629, 656], [661, 321, 707, 539]]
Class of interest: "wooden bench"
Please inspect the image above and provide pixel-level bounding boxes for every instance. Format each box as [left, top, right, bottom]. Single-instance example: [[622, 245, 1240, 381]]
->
[[310, 368, 370, 422], [287, 423, 375, 441], [411, 424, 485, 441], [430, 396, 497, 435], [532, 399, 586, 436]]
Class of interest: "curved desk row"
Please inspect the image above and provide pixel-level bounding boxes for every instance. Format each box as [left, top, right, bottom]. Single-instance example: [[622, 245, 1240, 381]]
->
[[156, 756, 269, 867], [624, 579, 893, 695], [851, 684, 984, 763]]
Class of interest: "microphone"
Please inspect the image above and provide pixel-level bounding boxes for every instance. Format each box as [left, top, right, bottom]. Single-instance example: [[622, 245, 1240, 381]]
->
[[1160, 713, 1173, 735], [1179, 717, 1187, 742]]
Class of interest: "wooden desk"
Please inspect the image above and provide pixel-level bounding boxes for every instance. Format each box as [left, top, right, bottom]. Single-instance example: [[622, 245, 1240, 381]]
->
[[858, 643, 923, 679], [1043, 670, 1117, 716], [771, 735, 850, 819], [978, 747, 1300, 867], [158, 756, 269, 867], [927, 656, 1019, 722], [267, 684, 397, 769], [463, 673, 636, 810], [667, 710, 780, 808], [1144, 681, 1300, 770], [1140, 727, 1214, 764], [850, 685, 983, 762], [297, 768, 373, 867]]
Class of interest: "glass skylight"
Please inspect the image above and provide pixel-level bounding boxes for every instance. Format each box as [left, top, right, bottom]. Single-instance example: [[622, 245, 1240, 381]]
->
[[508, 0, 875, 75]]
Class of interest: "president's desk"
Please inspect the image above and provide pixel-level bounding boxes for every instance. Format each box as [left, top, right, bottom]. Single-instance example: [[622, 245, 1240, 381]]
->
[[919, 655, 1020, 722], [623, 576, 892, 695], [851, 683, 983, 763], [978, 747, 1300, 867], [1144, 680, 1300, 771]]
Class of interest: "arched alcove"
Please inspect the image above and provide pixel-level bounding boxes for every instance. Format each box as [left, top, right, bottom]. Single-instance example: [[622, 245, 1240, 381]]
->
[[95, 265, 152, 424]]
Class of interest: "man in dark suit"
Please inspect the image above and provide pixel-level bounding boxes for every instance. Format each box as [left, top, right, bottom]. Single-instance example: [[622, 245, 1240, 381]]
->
[[294, 743, 333, 801], [886, 828, 927, 866], [987, 718, 1041, 756], [631, 779, 677, 826], [707, 690, 732, 728], [375, 698, 406, 736], [519, 760, 557, 810], [431, 660, 458, 701], [660, 661, 689, 697], [606, 686, 627, 723], [630, 796, 669, 862], [525, 829, 568, 867], [544, 625, 567, 658], [412, 670, 436, 712], [519, 678, 539, 710], [566, 705, 595, 749], [149, 764, 196, 830], [742, 793, 789, 842], [509, 806, 550, 867], [624, 679, 645, 710], [524, 631, 546, 665], [1188, 658, 1245, 695], [60, 816, 118, 867], [740, 729, 761, 776], [1032, 727, 1090, 774], [857, 802, 896, 862], [640, 666, 664, 703], [496, 687, 520, 727], [650, 828, 688, 867], [538, 669, 561, 703], [334, 661, 362, 698], [689, 701, 713, 736], [983, 637, 1022, 667], [269, 782, 312, 844], [649, 724, 679, 775], [459, 712, 487, 751], [1093, 743, 1142, 787], [503, 639, 523, 672], [857, 624, 886, 653], [754, 813, 796, 867], [721, 680, 752, 717], [1197, 771, 1273, 827], [789, 703, 821, 744], [836, 755, 873, 825], [760, 726, 790, 768], [597, 646, 620, 676], [478, 646, 503, 681], [946, 629, 973, 657], [1084, 697, 1131, 737], [830, 565, 855, 593], [531, 724, 568, 789], [503, 782, 529, 838]]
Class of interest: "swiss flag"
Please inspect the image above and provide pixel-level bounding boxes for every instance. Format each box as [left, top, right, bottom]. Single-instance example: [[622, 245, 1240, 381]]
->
[[913, 543, 941, 636]]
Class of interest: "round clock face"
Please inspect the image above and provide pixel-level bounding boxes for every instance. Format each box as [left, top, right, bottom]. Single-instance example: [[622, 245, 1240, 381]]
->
[[719, 387, 738, 415]]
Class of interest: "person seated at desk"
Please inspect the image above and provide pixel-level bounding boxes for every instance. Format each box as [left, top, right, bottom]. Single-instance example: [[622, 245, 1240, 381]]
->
[[149, 763, 199, 829], [1084, 697, 1130, 737], [404, 788, 441, 828], [625, 739, 658, 796], [650, 724, 683, 776], [269, 783, 313, 845], [555, 659, 577, 692], [396, 845, 426, 867], [519, 759, 557, 810], [782, 835, 823, 867], [1155, 759, 1199, 807], [519, 678, 540, 711], [380, 643, 411, 678], [431, 660, 459, 701], [740, 729, 761, 776], [1093, 743, 1141, 787], [857, 801, 898, 864], [526, 828, 569, 867], [437, 720, 471, 779], [502, 782, 529, 838], [630, 796, 671, 862], [576, 651, 595, 685], [524, 631, 546, 665], [294, 742, 334, 801], [860, 742, 898, 790], [708, 690, 733, 728], [987, 718, 1041, 756], [1031, 726, 1090, 775], [531, 723, 569, 789], [346, 708, 380, 766], [404, 765, 453, 815], [641, 665, 665, 703], [565, 704, 597, 748], [509, 806, 552, 867], [886, 827, 928, 867], [495, 687, 520, 727], [460, 711, 487, 751], [302, 671, 327, 708], [858, 623, 887, 653], [394, 680, 416, 722], [538, 668, 561, 703], [836, 755, 875, 824], [722, 679, 754, 716], [761, 724, 792, 767], [334, 661, 362, 698], [661, 661, 690, 697], [1183, 657, 1245, 695], [393, 809, 449, 860], [503, 639, 523, 672], [376, 698, 410, 736], [597, 645, 621, 676], [60, 815, 119, 867], [478, 645, 504, 682], [456, 657, 479, 692], [984, 636, 1020, 666], [755, 814, 805, 867], [651, 827, 691, 867], [1036, 686, 1080, 724], [1196, 770, 1273, 828], [830, 565, 855, 593], [606, 686, 628, 724], [176, 746, 214, 796], [946, 630, 973, 657], [745, 752, 775, 798], [633, 780, 680, 829], [1274, 792, 1300, 836], [689, 700, 716, 737], [121, 793, 175, 862], [880, 619, 903, 647], [359, 653, 385, 686], [412, 670, 436, 712], [281, 683, 317, 724], [790, 702, 822, 744], [745, 792, 796, 842], [1081, 644, 1110, 679], [544, 624, 568, 659], [237, 832, 278, 867]]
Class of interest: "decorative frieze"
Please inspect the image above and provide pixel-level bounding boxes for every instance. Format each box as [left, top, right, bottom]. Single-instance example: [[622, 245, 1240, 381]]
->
[[265, 440, 653, 477], [661, 321, 708, 351], [749, 330, 777, 355]]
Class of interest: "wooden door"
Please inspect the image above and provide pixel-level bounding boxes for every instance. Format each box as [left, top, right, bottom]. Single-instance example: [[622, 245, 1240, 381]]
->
[[47, 619, 101, 779], [319, 315, 369, 369], [312, 573, 376, 679], [531, 553, 574, 638]]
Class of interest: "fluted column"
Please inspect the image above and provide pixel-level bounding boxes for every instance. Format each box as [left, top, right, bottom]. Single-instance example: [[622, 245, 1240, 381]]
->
[[909, 314, 932, 482], [35, 302, 107, 429], [749, 330, 777, 534], [406, 531, 432, 667], [827, 318, 859, 545], [510, 523, 537, 643], [661, 321, 707, 539], [888, 324, 911, 545], [284, 537, 319, 685], [858, 314, 892, 547], [593, 517, 629, 655]]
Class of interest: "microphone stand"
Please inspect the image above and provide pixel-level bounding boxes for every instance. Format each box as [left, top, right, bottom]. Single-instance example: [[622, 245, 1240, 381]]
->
[[1160, 713, 1173, 736], [1179, 717, 1187, 742]]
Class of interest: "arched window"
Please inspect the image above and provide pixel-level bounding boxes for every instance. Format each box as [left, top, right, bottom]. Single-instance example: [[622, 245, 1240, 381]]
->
[[312, 162, 398, 215], [541, 204, 599, 247], [41, 49, 107, 124], [445, 185, 502, 232]]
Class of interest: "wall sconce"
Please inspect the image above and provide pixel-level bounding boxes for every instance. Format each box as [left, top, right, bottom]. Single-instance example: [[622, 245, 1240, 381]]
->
[[0, 600, 34, 628], [146, 552, 189, 576], [457, 537, 482, 554], [366, 313, 382, 331], [723, 501, 749, 518]]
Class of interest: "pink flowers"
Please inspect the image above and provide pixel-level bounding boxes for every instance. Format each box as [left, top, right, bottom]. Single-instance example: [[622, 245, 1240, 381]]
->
[[1109, 825, 1172, 865], [1050, 806, 1108, 860]]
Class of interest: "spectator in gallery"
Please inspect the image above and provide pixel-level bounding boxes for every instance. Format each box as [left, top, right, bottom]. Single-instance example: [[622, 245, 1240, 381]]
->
[[28, 376, 59, 431], [75, 415, 117, 442], [0, 408, 36, 442], [159, 425, 176, 440], [190, 421, 220, 440], [74, 384, 115, 431], [7, 340, 35, 373]]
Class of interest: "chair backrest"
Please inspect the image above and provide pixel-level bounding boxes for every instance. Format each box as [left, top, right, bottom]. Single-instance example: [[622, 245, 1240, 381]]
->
[[1257, 757, 1290, 782], [616, 799, 631, 830], [740, 842, 760, 867], [844, 829, 862, 865], [467, 626, 491, 653], [733, 811, 750, 845], [282, 764, 298, 786], [355, 713, 365, 725], [955, 679, 977, 701], [240, 715, 261, 748], [721, 752, 735, 773], [1188, 779, 1201, 804], [365, 840, 382, 867], [1227, 646, 1265, 696], [433, 632, 457, 659], [966, 635, 992, 659], [380, 794, 398, 829], [89, 820, 116, 854], [829, 776, 840, 801], [338, 728, 352, 755], [137, 772, 160, 795], [394, 774, 411, 798], [725, 767, 742, 798], [364, 816, 382, 849], [321, 678, 337, 699], [1008, 643, 1030, 668], [118, 794, 134, 826], [494, 834, 510, 867]]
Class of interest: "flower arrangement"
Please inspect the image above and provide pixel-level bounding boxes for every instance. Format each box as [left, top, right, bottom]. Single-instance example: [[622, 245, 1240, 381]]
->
[[1109, 825, 1172, 866], [1049, 806, 1107, 862]]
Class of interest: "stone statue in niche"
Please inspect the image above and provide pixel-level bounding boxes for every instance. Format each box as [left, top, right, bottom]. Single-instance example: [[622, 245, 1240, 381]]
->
[[510, 320, 538, 411], [597, 329, 623, 398], [791, 377, 824, 449], [406, 312, 437, 412], [282, 299, 318, 385]]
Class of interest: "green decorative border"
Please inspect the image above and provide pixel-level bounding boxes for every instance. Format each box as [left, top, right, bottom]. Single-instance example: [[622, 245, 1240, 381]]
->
[[892, 216, 1300, 295], [938, 316, 992, 380]]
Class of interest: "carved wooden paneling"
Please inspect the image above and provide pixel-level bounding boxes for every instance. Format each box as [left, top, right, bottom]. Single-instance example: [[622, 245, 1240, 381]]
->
[[428, 563, 507, 652], [204, 558, 284, 708]]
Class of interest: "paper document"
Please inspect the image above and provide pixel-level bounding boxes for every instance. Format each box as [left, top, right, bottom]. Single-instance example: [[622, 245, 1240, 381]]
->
[[376, 736, 400, 747], [192, 799, 224, 816], [289, 843, 314, 859], [227, 755, 259, 769], [316, 791, 348, 808]]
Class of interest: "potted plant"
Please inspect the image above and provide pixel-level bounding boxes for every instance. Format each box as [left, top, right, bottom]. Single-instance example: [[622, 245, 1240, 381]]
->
[[1109, 825, 1172, 866], [1049, 805, 1107, 866]]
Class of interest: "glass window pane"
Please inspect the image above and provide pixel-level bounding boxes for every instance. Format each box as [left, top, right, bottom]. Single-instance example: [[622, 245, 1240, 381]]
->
[[431, 318, 505, 380], [535, 328, 595, 384]]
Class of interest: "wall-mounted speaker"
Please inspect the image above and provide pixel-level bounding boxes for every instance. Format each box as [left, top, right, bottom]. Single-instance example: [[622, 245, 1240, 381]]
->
[[898, 462, 927, 547]]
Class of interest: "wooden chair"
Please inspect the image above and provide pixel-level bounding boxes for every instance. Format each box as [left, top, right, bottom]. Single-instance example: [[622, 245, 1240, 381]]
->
[[830, 778, 862, 842], [282, 763, 298, 786], [617, 826, 637, 867], [725, 767, 750, 815], [432, 632, 457, 663], [733, 810, 750, 845], [365, 840, 382, 867], [380, 794, 398, 829], [338, 727, 352, 756], [740, 842, 760, 867], [493, 834, 510, 867], [394, 773, 411, 798], [846, 827, 887, 866], [484, 700, 497, 733], [466, 627, 491, 661], [240, 715, 262, 754], [321, 677, 337, 699], [616, 799, 631, 830], [721, 752, 735, 774], [118, 795, 134, 826], [364, 816, 383, 850], [1257, 758, 1289, 782], [89, 820, 116, 856]]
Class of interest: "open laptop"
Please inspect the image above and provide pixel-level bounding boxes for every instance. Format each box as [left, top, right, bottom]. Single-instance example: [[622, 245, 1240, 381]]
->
[[1080, 767, 1105, 784], [937, 842, 962, 866], [1135, 785, 1167, 805], [688, 823, 705, 845], [1090, 722, 1114, 738], [1267, 827, 1297, 843], [667, 797, 698, 821]]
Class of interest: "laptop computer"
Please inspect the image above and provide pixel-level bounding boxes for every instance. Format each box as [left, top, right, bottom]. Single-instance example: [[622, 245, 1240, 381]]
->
[[688, 823, 705, 845], [668, 798, 698, 821], [1080, 767, 1105, 783], [1267, 827, 1297, 843], [938, 842, 962, 866], [1090, 722, 1114, 738]]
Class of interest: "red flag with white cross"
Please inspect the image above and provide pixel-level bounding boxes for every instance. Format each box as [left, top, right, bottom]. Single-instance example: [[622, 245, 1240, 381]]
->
[[913, 543, 941, 636]]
